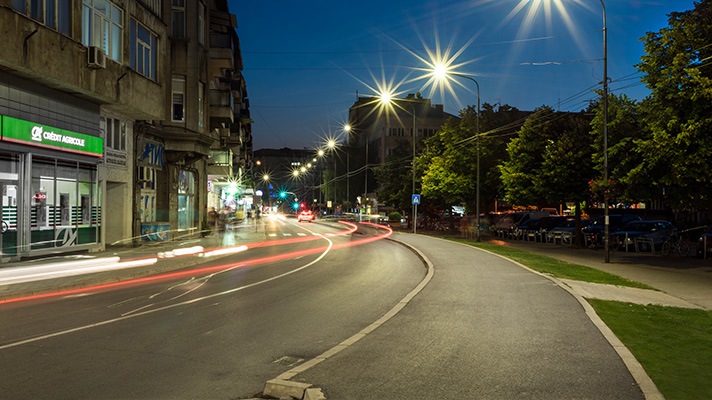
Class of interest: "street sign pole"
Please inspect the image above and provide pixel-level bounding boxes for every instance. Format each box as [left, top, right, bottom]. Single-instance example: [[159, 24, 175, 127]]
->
[[412, 194, 421, 234]]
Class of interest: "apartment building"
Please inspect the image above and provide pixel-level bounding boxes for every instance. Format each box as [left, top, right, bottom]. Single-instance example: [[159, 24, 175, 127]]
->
[[0, 0, 250, 262]]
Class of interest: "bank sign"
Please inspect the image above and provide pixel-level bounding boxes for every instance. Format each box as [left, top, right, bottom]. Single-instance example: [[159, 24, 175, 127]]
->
[[0, 115, 104, 157]]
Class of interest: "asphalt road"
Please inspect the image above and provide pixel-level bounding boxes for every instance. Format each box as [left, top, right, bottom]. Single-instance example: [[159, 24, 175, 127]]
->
[[0, 220, 423, 399], [296, 233, 645, 399]]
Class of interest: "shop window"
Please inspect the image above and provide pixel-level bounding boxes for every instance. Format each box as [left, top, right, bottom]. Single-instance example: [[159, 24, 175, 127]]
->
[[82, 0, 123, 62], [30, 157, 99, 251], [130, 19, 158, 81], [12, 0, 71, 35], [177, 170, 195, 231]]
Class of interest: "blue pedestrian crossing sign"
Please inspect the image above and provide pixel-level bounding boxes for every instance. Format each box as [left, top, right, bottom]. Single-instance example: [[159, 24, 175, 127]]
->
[[412, 194, 421, 204]]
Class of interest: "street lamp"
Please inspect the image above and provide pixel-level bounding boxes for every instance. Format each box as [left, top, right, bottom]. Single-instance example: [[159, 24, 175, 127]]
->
[[343, 124, 351, 208], [599, 0, 610, 263], [378, 94, 419, 234], [327, 140, 337, 213], [433, 70, 481, 241]]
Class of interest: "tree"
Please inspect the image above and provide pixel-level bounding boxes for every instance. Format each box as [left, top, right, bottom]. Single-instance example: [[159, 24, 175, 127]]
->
[[418, 116, 476, 213], [416, 103, 529, 215], [499, 106, 558, 206], [589, 93, 652, 205], [636, 1, 712, 209], [373, 140, 413, 216]]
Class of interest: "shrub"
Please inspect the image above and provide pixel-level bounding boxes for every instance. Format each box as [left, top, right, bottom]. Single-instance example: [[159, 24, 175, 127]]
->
[[388, 212, 402, 222]]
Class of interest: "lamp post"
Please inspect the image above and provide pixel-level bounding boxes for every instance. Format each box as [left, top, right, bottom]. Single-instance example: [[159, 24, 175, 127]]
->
[[599, 0, 610, 263], [327, 140, 337, 214], [344, 124, 352, 210], [434, 70, 481, 241], [378, 94, 419, 234]]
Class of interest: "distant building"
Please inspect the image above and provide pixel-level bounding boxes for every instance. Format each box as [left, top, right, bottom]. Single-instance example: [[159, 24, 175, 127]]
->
[[347, 93, 458, 206], [253, 148, 327, 212]]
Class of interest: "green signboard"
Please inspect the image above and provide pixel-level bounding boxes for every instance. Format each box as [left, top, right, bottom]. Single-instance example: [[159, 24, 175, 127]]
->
[[0, 115, 104, 157]]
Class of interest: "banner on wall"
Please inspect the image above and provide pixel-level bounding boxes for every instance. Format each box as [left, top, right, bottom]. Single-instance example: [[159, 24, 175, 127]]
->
[[0, 115, 104, 157]]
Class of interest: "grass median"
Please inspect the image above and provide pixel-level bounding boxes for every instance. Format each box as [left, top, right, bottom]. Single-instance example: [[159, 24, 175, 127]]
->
[[445, 238, 654, 289], [589, 300, 712, 400], [445, 236, 710, 399]]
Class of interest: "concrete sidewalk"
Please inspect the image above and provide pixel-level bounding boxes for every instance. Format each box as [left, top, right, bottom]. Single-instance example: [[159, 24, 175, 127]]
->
[[481, 236, 712, 310]]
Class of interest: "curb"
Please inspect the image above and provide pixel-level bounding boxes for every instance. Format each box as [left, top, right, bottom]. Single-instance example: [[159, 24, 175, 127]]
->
[[425, 235, 664, 400]]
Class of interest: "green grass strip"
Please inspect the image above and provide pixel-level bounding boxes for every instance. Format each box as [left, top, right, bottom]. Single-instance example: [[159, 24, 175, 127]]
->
[[589, 300, 712, 400], [446, 238, 655, 290]]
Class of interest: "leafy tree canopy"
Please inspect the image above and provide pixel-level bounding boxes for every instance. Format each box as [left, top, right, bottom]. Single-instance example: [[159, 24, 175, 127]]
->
[[637, 0, 712, 208]]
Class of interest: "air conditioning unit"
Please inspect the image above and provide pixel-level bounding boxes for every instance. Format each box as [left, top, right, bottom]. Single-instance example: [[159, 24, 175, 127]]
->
[[87, 46, 106, 69]]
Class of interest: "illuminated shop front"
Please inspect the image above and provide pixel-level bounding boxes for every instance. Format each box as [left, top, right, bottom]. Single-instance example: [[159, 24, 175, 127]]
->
[[0, 115, 103, 263]]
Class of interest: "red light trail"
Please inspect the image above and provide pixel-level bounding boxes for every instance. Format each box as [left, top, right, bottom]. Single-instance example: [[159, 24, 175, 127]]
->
[[0, 222, 390, 306]]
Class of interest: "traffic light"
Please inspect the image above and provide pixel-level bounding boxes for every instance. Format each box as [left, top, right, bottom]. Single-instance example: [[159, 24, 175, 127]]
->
[[300, 203, 305, 209], [293, 202, 299, 210], [280, 191, 287, 198]]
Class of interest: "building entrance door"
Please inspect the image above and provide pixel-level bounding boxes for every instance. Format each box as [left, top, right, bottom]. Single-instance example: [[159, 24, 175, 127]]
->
[[1, 180, 19, 263]]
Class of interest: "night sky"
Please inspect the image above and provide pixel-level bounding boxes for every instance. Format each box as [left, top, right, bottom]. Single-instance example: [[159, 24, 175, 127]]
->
[[231, 0, 696, 151]]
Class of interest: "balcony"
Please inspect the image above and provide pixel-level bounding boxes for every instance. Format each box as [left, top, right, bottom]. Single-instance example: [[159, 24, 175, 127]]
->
[[207, 149, 232, 177], [209, 90, 234, 124], [209, 33, 234, 71]]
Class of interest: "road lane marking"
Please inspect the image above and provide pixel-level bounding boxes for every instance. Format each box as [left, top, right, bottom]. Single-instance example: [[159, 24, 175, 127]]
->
[[0, 238, 334, 351]]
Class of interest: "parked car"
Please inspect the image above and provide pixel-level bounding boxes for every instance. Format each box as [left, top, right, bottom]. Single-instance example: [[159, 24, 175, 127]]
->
[[696, 226, 712, 257], [535, 216, 573, 242], [492, 210, 557, 238], [546, 219, 592, 244], [582, 214, 643, 247], [609, 220, 677, 252], [512, 218, 539, 240], [297, 210, 315, 222]]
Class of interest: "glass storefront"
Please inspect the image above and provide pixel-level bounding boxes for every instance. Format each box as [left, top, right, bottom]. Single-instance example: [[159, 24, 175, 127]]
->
[[0, 153, 20, 261], [30, 156, 100, 251], [177, 169, 195, 231], [0, 151, 101, 261]]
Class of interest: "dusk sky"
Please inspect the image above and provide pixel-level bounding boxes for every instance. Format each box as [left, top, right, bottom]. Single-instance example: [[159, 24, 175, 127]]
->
[[231, 0, 697, 151]]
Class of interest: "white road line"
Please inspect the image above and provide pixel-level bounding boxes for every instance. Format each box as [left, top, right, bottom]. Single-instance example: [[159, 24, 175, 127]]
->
[[0, 236, 334, 351]]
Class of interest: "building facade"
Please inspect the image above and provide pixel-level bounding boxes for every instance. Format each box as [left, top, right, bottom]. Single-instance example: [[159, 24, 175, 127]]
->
[[0, 0, 250, 262]]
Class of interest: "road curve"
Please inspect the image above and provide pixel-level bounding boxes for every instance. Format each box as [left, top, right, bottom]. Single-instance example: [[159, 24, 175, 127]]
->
[[294, 232, 646, 400]]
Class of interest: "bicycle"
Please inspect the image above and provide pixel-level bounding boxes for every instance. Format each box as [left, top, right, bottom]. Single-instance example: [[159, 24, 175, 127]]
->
[[661, 236, 690, 257]]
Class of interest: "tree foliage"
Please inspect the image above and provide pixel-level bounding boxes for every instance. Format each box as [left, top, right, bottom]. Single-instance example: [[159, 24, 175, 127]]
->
[[636, 1, 712, 208], [415, 103, 528, 214], [373, 139, 413, 214]]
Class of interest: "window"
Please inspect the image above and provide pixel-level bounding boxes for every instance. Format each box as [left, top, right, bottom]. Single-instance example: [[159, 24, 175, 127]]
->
[[198, 82, 205, 127], [102, 117, 126, 151], [12, 0, 71, 35], [130, 19, 158, 81], [82, 0, 123, 62], [172, 76, 186, 122], [172, 0, 185, 38], [198, 3, 206, 44]]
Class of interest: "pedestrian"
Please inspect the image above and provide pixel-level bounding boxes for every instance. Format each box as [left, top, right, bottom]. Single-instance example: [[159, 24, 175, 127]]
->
[[208, 207, 218, 233]]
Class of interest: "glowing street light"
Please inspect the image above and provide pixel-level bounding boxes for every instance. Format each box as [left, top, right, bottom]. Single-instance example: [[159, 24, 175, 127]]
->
[[433, 68, 481, 241], [379, 91, 419, 234]]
